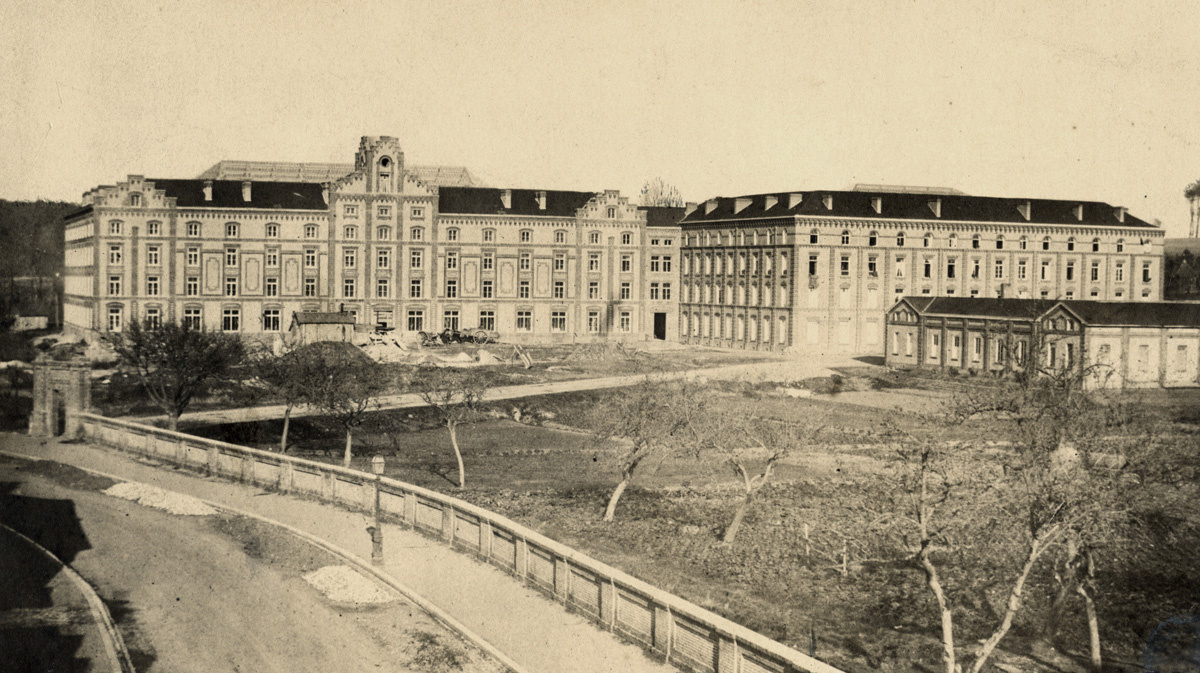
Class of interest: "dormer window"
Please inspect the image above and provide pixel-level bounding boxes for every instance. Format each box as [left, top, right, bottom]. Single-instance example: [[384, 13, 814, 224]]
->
[[446, 228, 459, 242], [266, 223, 279, 238], [305, 224, 319, 239], [129, 193, 141, 207], [225, 223, 239, 238]]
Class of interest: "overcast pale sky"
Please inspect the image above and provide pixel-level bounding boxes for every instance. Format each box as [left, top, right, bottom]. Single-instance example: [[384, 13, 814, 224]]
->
[[2, 0, 1197, 235]]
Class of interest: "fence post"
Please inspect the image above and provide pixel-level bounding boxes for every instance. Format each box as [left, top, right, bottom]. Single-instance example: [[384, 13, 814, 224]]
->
[[207, 446, 219, 476], [717, 636, 739, 673], [479, 519, 493, 561], [175, 438, 187, 465], [600, 578, 616, 629], [514, 537, 528, 580], [404, 491, 417, 526], [443, 505, 456, 543], [554, 557, 569, 602], [280, 461, 293, 493], [242, 455, 254, 484], [321, 472, 334, 501], [654, 604, 673, 659]]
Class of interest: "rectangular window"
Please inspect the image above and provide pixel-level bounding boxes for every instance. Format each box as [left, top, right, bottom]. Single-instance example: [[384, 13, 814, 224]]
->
[[378, 206, 391, 218], [266, 250, 278, 267], [650, 282, 660, 300], [516, 310, 532, 331], [305, 250, 317, 268], [1115, 264, 1124, 282], [187, 247, 199, 266], [947, 259, 956, 279], [994, 259, 1004, 279], [410, 227, 424, 241], [519, 253, 531, 271], [410, 278, 422, 299], [662, 283, 672, 300], [478, 310, 495, 331], [552, 280, 564, 299], [146, 276, 159, 296], [1041, 260, 1050, 281], [840, 256, 850, 276], [620, 312, 631, 332], [265, 277, 278, 297], [1066, 262, 1075, 281], [343, 278, 355, 298], [895, 257, 906, 278], [344, 248, 357, 268], [551, 311, 566, 332], [376, 278, 389, 298], [621, 254, 632, 272], [407, 310, 424, 332], [226, 248, 238, 267], [445, 279, 457, 298], [973, 336, 982, 362], [446, 228, 459, 242], [589, 253, 601, 272], [650, 256, 661, 272], [304, 277, 317, 297], [185, 276, 198, 296], [187, 222, 200, 237], [588, 281, 599, 299], [809, 255, 818, 276], [482, 280, 493, 299], [1018, 260, 1027, 280], [410, 207, 424, 220], [410, 249, 423, 269], [554, 253, 566, 271], [225, 277, 238, 296], [183, 308, 201, 330], [446, 251, 458, 270], [377, 249, 390, 269], [518, 280, 530, 299], [109, 246, 122, 265], [587, 311, 601, 333], [620, 282, 631, 300], [923, 259, 932, 279], [443, 310, 459, 331], [1143, 262, 1152, 283], [147, 246, 160, 266], [263, 309, 280, 332], [482, 253, 494, 271], [1090, 261, 1100, 282], [108, 276, 122, 295], [662, 256, 672, 272], [222, 308, 240, 332]]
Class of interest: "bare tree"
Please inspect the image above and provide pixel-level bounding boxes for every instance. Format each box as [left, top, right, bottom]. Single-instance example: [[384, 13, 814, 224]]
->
[[413, 367, 491, 489], [107, 319, 245, 431], [1185, 178, 1200, 238], [588, 377, 707, 522], [639, 178, 684, 207], [307, 346, 393, 467]]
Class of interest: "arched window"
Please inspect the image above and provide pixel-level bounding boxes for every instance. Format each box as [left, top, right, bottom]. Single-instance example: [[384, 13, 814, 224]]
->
[[344, 226, 358, 239], [923, 232, 932, 248], [1042, 236, 1051, 251], [868, 231, 878, 247], [411, 227, 425, 241], [1091, 238, 1100, 252], [1116, 238, 1124, 253], [621, 232, 633, 245], [554, 230, 567, 244], [266, 223, 279, 238], [1019, 235, 1028, 250], [1067, 237, 1076, 251], [108, 220, 123, 235], [995, 235, 1004, 250], [896, 231, 906, 247], [377, 156, 392, 187], [377, 226, 391, 240], [809, 229, 819, 245], [589, 231, 600, 244], [841, 230, 850, 245], [519, 229, 532, 243], [483, 229, 496, 243], [948, 233, 957, 248], [186, 222, 200, 237], [225, 222, 239, 238], [972, 234, 981, 249], [445, 227, 459, 242]]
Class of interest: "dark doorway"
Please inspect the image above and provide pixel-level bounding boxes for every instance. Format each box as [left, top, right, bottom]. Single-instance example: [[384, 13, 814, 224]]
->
[[52, 391, 66, 437], [653, 313, 667, 340]]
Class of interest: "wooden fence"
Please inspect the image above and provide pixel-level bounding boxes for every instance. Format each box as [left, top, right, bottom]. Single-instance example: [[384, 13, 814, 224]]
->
[[78, 412, 845, 673]]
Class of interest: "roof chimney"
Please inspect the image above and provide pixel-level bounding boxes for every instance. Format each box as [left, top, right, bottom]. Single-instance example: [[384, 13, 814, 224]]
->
[[704, 199, 718, 215], [536, 191, 546, 210], [500, 189, 511, 209], [787, 193, 803, 209], [763, 195, 778, 210], [1017, 201, 1031, 221], [241, 181, 252, 202], [928, 198, 941, 218], [684, 202, 698, 216], [821, 194, 833, 210], [871, 197, 882, 214], [203, 180, 213, 202], [733, 197, 752, 214], [1114, 206, 1126, 223]]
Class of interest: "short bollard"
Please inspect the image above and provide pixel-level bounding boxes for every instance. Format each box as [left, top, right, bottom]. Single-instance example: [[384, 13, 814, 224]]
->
[[370, 455, 385, 564]]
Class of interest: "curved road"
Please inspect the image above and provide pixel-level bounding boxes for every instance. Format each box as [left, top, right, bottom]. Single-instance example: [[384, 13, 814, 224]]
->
[[0, 455, 488, 673]]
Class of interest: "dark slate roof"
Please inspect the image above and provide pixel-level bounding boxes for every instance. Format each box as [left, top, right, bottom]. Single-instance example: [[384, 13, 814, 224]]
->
[[904, 297, 1058, 320], [292, 312, 355, 325], [64, 205, 93, 221], [682, 190, 1156, 229], [639, 206, 686, 228], [438, 187, 597, 217], [900, 296, 1200, 328], [148, 179, 328, 210]]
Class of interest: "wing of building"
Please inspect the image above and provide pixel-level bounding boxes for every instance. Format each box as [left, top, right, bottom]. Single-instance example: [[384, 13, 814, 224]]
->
[[62, 136, 681, 344], [677, 188, 1164, 354]]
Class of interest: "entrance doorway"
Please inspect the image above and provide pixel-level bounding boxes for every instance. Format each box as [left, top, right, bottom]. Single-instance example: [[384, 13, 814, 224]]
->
[[52, 390, 66, 436], [653, 313, 667, 340]]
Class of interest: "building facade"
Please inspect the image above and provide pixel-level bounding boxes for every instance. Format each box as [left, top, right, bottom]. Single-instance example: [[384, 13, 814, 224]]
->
[[885, 296, 1200, 388], [677, 187, 1165, 355], [63, 136, 680, 344]]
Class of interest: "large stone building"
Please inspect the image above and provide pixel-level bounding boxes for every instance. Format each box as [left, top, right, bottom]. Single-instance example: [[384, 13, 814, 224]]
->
[[62, 137, 680, 344], [677, 186, 1165, 354]]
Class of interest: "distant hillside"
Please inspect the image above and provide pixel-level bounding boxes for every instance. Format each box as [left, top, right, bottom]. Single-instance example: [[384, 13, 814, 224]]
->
[[0, 198, 77, 319]]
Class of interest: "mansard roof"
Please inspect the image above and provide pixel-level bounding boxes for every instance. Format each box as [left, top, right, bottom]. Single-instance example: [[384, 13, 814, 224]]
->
[[438, 187, 599, 218], [897, 296, 1200, 328], [683, 190, 1156, 229], [149, 179, 328, 210]]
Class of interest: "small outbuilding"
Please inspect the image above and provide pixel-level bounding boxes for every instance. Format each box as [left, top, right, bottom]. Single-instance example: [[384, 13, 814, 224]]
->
[[289, 311, 356, 346]]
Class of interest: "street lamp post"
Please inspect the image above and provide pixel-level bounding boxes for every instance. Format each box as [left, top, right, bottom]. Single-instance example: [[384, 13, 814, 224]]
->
[[370, 455, 385, 564]]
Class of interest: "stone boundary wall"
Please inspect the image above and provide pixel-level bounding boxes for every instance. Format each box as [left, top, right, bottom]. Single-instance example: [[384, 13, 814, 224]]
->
[[78, 412, 845, 673]]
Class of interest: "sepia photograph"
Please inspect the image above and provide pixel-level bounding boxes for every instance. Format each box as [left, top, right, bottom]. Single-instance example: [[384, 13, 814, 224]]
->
[[1, 1, 1198, 672]]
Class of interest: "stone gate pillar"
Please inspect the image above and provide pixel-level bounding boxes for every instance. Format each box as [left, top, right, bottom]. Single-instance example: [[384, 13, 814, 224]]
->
[[29, 357, 91, 438]]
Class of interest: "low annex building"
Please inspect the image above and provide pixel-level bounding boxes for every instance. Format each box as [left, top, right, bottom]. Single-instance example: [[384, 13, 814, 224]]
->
[[885, 296, 1200, 388], [61, 136, 681, 344]]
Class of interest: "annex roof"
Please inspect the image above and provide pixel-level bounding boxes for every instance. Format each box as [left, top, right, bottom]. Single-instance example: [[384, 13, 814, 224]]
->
[[291, 311, 356, 325], [639, 206, 687, 228], [896, 297, 1200, 328], [148, 179, 328, 210], [438, 187, 599, 217], [682, 190, 1156, 229], [196, 161, 484, 187]]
